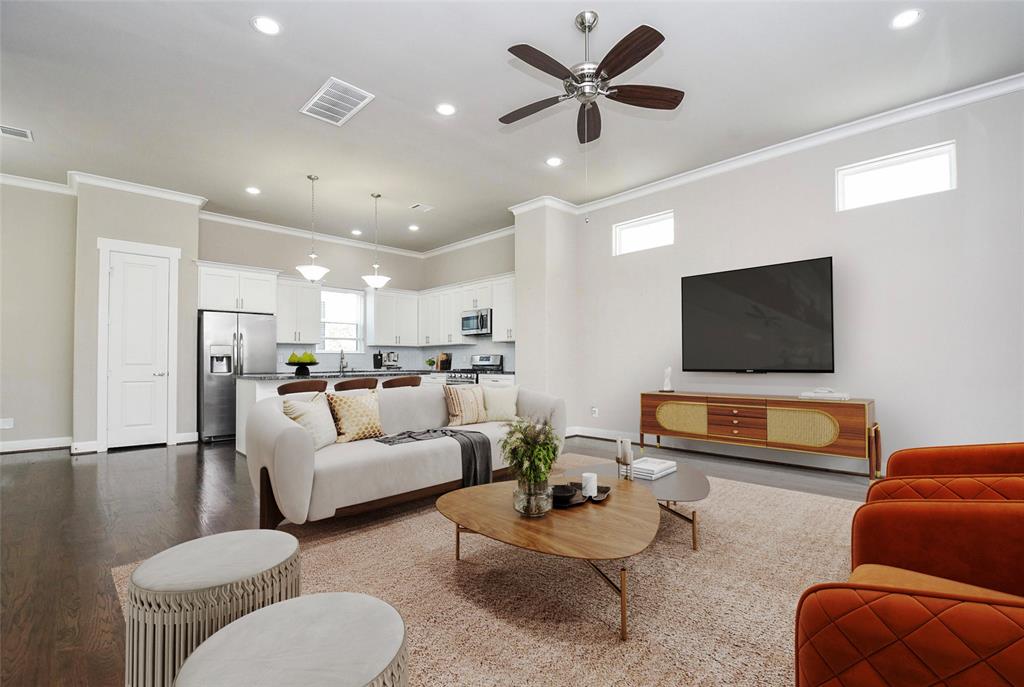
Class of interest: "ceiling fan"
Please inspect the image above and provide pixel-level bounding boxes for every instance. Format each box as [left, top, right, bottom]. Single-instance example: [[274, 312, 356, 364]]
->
[[499, 10, 685, 144]]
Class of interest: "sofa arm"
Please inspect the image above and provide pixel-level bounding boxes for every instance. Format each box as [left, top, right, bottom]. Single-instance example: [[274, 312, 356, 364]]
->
[[516, 389, 567, 447], [796, 583, 1024, 687], [867, 475, 1024, 502], [851, 500, 1024, 597], [887, 442, 1024, 477], [246, 399, 315, 525]]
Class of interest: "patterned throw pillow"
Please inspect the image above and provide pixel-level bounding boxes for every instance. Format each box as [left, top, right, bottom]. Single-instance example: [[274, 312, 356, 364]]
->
[[444, 385, 486, 426], [327, 391, 385, 443], [281, 393, 337, 450]]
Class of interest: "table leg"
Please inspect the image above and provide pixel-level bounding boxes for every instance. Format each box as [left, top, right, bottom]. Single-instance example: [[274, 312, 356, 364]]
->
[[659, 502, 700, 551], [620, 568, 628, 641], [455, 524, 460, 560]]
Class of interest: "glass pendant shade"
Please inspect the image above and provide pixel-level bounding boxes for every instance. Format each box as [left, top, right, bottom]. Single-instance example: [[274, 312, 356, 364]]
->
[[362, 264, 390, 289], [296, 255, 329, 283]]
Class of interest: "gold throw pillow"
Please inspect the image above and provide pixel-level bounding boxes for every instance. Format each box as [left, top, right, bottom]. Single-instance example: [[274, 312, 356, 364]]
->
[[327, 391, 384, 443], [444, 384, 486, 426]]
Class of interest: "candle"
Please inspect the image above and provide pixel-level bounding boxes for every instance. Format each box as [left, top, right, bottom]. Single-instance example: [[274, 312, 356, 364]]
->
[[581, 472, 598, 498]]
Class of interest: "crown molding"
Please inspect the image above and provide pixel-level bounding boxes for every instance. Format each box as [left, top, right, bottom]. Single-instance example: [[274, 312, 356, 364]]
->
[[510, 72, 1024, 216], [67, 171, 207, 207], [0, 173, 76, 196], [198, 211, 424, 258], [419, 226, 515, 258], [508, 195, 578, 216]]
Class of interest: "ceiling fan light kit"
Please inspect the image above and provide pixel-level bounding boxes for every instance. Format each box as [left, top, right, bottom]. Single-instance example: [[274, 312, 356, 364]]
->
[[499, 10, 685, 143]]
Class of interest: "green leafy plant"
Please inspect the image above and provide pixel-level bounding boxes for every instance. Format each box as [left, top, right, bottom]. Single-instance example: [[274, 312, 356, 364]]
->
[[500, 417, 561, 484], [425, 358, 436, 368]]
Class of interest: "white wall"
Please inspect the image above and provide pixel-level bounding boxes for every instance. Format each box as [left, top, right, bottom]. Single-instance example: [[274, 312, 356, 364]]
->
[[520, 92, 1024, 471]]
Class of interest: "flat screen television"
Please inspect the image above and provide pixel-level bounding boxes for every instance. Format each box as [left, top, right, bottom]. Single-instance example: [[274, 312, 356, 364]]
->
[[681, 257, 834, 373]]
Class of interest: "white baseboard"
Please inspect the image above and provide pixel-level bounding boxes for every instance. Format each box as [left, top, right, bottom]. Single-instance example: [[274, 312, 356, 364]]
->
[[175, 432, 199, 444], [0, 435, 72, 454], [566, 426, 640, 443], [71, 440, 99, 454]]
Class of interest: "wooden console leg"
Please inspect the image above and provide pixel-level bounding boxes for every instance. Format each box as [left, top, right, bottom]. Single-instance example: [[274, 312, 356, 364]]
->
[[259, 468, 285, 530], [873, 424, 883, 479]]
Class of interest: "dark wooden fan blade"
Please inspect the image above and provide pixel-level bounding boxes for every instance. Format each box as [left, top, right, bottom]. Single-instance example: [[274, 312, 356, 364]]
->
[[508, 44, 573, 80], [597, 25, 665, 80], [577, 103, 601, 144], [498, 96, 565, 124], [606, 85, 684, 110]]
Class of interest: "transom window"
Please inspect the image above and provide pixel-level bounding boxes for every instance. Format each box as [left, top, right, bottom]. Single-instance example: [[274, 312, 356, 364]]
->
[[835, 141, 956, 212], [613, 210, 674, 256], [318, 288, 364, 353]]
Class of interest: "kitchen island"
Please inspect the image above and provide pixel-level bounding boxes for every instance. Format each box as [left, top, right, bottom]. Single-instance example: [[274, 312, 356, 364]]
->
[[234, 370, 440, 454]]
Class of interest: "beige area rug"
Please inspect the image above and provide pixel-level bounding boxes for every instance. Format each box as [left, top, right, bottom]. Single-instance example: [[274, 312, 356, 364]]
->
[[112, 467, 859, 686]]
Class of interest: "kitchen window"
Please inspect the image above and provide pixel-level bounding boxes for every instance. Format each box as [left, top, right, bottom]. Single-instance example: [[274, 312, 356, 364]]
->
[[835, 140, 956, 212], [613, 210, 674, 256], [318, 288, 364, 353]]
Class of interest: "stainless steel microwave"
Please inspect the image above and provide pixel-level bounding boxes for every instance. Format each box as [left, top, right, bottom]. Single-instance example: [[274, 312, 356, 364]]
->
[[460, 308, 491, 335]]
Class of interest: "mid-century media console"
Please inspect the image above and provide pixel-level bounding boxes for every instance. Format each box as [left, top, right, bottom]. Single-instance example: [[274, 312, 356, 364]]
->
[[641, 391, 882, 477]]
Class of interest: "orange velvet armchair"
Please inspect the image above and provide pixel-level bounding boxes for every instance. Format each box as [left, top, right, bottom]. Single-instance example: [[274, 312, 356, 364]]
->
[[869, 442, 1024, 502], [795, 500, 1024, 686]]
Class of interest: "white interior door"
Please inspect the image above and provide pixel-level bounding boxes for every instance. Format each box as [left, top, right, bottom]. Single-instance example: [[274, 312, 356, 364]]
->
[[107, 251, 170, 448]]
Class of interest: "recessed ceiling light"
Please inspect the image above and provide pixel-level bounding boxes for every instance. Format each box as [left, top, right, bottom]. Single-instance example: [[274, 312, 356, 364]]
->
[[351, 229, 363, 236], [245, 186, 261, 195], [408, 224, 420, 232], [546, 157, 564, 167], [435, 103, 457, 116], [250, 16, 281, 35], [890, 9, 922, 29]]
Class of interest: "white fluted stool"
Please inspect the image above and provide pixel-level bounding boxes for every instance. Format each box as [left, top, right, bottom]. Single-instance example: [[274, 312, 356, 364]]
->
[[174, 593, 408, 687], [125, 529, 300, 687]]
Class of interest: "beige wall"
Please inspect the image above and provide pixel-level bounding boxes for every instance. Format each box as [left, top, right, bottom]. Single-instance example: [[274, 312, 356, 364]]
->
[[0, 185, 77, 443], [72, 184, 199, 444], [420, 234, 515, 289], [519, 91, 1024, 471]]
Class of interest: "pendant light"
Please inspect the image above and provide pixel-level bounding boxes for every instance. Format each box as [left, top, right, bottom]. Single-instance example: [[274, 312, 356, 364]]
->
[[295, 174, 330, 283], [361, 192, 391, 289]]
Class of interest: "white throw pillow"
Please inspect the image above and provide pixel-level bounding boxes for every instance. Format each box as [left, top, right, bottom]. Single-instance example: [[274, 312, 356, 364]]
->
[[282, 392, 337, 450], [483, 385, 519, 422]]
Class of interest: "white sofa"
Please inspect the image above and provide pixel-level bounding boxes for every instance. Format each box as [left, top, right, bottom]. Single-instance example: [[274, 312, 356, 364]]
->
[[246, 385, 566, 528]]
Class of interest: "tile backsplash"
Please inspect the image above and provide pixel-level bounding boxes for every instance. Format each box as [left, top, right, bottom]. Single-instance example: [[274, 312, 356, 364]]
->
[[276, 339, 515, 373]]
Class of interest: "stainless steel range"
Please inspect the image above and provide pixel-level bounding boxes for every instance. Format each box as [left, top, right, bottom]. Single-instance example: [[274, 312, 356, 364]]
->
[[444, 354, 504, 384]]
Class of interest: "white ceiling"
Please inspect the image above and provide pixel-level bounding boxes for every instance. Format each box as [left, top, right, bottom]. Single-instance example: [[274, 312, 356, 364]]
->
[[2, 1, 1022, 251]]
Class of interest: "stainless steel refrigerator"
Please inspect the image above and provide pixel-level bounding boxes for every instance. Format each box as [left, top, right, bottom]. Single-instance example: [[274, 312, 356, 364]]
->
[[199, 311, 277, 441]]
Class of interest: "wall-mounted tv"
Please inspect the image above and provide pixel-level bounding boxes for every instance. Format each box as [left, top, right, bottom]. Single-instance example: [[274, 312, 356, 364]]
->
[[681, 257, 834, 373]]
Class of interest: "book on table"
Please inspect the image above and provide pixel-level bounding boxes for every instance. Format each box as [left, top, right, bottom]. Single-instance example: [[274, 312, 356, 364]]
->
[[621, 457, 677, 480]]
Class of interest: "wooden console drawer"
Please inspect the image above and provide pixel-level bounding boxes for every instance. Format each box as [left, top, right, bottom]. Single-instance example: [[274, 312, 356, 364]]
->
[[710, 416, 766, 430], [708, 404, 767, 420], [708, 422, 767, 441]]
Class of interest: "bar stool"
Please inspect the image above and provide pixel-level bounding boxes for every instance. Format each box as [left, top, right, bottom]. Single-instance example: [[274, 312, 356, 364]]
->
[[381, 375, 422, 389], [277, 379, 328, 395], [335, 378, 378, 391]]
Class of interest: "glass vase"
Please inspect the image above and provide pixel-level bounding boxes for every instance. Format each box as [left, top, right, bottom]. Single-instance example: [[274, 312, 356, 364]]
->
[[513, 479, 552, 517]]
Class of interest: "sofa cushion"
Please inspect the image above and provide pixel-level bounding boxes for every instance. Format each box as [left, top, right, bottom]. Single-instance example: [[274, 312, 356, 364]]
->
[[327, 392, 384, 443], [444, 385, 486, 426], [483, 385, 518, 422], [282, 393, 337, 450], [377, 385, 450, 435], [849, 564, 1024, 603]]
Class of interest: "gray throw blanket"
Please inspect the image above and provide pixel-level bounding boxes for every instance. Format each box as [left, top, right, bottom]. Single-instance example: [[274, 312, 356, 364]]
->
[[375, 429, 493, 487]]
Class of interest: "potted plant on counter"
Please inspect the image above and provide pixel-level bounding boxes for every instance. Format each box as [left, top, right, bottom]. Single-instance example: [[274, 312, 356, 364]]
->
[[501, 418, 560, 517]]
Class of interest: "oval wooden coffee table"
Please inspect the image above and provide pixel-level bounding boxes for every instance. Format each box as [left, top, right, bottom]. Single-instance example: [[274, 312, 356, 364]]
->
[[436, 478, 660, 640]]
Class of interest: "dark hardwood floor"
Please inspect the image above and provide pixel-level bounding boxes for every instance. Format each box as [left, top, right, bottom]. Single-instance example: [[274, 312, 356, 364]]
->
[[0, 437, 866, 686]]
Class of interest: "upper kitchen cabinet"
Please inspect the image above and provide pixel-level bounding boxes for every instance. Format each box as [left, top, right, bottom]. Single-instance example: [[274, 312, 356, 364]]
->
[[198, 262, 278, 313], [367, 289, 418, 346], [418, 292, 440, 346], [491, 277, 516, 342], [276, 279, 321, 344], [439, 289, 465, 345], [463, 284, 492, 310]]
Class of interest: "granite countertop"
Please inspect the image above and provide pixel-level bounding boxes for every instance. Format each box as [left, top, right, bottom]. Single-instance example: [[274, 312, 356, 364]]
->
[[238, 368, 515, 381]]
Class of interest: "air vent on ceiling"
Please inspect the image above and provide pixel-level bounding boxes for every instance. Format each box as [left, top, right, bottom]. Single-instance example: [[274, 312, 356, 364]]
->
[[409, 202, 434, 213], [299, 77, 374, 127], [1, 125, 33, 141]]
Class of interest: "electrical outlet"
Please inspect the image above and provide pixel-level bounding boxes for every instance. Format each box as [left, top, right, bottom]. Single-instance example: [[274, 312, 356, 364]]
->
[[590, 407, 599, 418], [0, 417, 13, 430]]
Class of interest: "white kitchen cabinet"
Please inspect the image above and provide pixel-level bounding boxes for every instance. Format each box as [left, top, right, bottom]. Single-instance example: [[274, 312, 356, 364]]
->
[[367, 289, 418, 346], [464, 284, 492, 310], [418, 292, 440, 346], [491, 277, 516, 342], [439, 289, 465, 345], [479, 373, 516, 387], [198, 262, 277, 313], [276, 279, 321, 344]]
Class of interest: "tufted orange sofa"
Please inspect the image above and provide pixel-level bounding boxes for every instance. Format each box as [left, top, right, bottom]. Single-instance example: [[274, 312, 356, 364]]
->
[[795, 500, 1024, 686], [868, 442, 1024, 503]]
